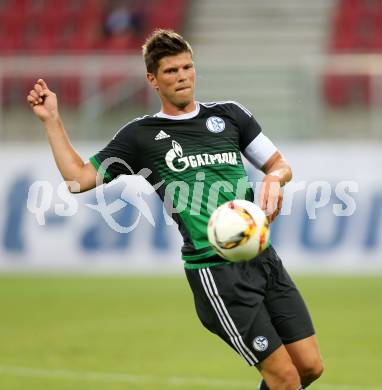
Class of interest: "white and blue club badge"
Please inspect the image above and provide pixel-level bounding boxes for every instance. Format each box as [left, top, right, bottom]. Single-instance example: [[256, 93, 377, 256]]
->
[[206, 116, 225, 133], [253, 336, 269, 352]]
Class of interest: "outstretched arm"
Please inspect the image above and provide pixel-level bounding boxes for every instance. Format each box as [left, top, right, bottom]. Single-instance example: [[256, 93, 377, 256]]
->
[[27, 79, 97, 193], [259, 151, 292, 223]]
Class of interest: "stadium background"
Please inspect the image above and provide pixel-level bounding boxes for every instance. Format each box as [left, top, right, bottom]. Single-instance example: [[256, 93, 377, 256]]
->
[[0, 0, 381, 389]]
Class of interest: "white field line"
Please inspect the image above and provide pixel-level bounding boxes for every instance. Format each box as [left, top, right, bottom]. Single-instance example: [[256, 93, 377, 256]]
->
[[0, 365, 381, 390], [317, 386, 382, 390], [0, 365, 251, 389]]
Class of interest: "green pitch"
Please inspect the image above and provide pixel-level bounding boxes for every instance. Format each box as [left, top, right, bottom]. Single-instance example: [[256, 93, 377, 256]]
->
[[0, 275, 381, 390]]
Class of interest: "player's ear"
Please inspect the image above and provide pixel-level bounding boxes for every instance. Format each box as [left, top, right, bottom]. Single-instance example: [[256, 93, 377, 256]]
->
[[146, 72, 158, 90]]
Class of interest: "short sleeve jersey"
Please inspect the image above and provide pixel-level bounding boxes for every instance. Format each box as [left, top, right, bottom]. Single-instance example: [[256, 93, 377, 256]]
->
[[90, 101, 263, 268]]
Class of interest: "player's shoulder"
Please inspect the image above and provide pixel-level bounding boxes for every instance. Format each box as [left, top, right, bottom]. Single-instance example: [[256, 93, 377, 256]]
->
[[200, 100, 253, 118], [111, 114, 151, 140]]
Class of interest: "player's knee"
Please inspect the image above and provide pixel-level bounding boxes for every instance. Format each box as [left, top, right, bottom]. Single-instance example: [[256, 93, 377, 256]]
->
[[269, 364, 300, 390], [299, 358, 324, 385]]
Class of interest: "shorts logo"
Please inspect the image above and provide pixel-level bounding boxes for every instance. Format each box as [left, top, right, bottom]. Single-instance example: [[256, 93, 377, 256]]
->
[[253, 336, 268, 352], [206, 116, 225, 133]]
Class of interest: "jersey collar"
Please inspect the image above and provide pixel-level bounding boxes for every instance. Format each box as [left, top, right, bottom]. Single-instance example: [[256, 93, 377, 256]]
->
[[154, 102, 200, 120]]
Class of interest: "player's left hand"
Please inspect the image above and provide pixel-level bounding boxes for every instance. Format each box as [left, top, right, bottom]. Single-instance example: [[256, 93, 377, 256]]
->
[[259, 175, 283, 223]]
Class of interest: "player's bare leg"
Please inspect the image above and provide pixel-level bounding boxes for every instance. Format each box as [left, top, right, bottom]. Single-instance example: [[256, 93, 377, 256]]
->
[[284, 335, 324, 388], [256, 345, 301, 390]]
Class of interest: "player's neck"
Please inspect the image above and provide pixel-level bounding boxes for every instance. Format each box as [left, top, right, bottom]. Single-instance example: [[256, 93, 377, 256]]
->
[[160, 100, 197, 117]]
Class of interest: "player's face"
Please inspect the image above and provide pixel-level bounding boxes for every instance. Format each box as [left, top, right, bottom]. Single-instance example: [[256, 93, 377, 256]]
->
[[147, 52, 195, 111]]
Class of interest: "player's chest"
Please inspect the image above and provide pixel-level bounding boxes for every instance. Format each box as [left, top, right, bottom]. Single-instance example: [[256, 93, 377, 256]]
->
[[136, 116, 240, 158]]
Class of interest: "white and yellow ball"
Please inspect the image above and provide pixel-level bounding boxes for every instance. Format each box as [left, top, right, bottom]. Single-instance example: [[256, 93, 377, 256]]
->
[[207, 200, 270, 262]]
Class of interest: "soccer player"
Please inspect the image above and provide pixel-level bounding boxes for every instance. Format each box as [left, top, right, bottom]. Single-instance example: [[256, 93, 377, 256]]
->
[[27, 29, 324, 390]]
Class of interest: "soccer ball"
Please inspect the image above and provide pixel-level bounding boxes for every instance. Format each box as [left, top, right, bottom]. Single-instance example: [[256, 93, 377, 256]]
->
[[207, 199, 270, 262]]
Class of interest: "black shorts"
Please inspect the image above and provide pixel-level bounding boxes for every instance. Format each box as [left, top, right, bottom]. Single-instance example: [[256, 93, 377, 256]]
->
[[185, 246, 315, 365]]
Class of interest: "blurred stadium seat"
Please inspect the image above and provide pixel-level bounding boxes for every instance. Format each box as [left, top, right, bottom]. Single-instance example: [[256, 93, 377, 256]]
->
[[325, 0, 382, 107], [0, 0, 188, 54], [0, 0, 188, 109]]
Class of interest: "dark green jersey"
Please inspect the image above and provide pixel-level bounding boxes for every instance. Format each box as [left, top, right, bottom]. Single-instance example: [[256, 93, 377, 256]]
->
[[90, 101, 263, 268]]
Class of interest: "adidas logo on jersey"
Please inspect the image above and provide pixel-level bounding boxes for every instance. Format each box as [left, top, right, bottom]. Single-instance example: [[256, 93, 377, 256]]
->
[[155, 130, 170, 140]]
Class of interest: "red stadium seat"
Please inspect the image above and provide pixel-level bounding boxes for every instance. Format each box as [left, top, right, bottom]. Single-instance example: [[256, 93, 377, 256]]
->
[[0, 0, 189, 107], [325, 0, 382, 107], [60, 76, 82, 106], [0, 0, 188, 54], [323, 74, 372, 107]]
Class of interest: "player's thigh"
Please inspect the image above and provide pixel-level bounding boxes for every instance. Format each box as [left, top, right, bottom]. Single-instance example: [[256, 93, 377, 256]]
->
[[185, 263, 282, 366], [256, 344, 300, 389], [262, 247, 315, 344], [284, 335, 324, 381]]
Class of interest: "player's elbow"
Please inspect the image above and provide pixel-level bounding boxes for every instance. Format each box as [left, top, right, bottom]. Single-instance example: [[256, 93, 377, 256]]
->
[[66, 181, 83, 194], [65, 165, 98, 194], [65, 178, 94, 194]]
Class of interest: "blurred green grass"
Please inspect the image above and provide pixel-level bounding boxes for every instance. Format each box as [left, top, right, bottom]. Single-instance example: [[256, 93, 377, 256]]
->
[[0, 275, 381, 389]]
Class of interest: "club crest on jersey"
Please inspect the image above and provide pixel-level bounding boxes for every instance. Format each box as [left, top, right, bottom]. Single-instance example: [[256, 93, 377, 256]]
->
[[165, 140, 238, 172], [206, 116, 225, 133]]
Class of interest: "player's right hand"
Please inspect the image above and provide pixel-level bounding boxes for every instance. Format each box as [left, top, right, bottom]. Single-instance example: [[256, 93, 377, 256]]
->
[[27, 79, 59, 122]]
